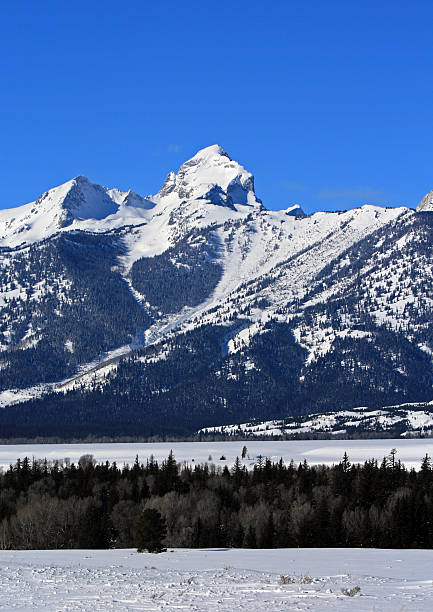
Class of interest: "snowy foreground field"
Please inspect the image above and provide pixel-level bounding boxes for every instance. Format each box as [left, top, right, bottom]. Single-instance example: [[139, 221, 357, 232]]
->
[[1, 438, 433, 470], [0, 547, 432, 611]]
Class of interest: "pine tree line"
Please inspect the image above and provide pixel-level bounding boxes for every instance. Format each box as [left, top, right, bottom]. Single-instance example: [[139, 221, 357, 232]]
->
[[1, 450, 433, 550]]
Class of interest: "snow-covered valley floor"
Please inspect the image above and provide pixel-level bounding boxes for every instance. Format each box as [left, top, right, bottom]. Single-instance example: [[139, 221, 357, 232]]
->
[[1, 438, 433, 471], [0, 547, 432, 611]]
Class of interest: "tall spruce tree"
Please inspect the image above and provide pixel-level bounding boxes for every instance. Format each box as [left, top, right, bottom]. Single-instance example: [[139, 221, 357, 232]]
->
[[136, 508, 167, 553]]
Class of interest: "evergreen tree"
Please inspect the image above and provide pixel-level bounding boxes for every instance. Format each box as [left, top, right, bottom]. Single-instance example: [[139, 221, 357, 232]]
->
[[341, 452, 351, 473], [421, 453, 431, 474], [136, 508, 167, 553], [78, 502, 113, 549]]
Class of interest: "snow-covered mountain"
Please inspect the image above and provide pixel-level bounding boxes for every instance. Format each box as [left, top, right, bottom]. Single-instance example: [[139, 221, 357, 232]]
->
[[0, 175, 156, 248], [0, 145, 432, 439]]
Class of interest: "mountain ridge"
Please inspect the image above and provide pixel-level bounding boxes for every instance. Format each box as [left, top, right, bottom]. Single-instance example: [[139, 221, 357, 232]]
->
[[2, 144, 419, 250]]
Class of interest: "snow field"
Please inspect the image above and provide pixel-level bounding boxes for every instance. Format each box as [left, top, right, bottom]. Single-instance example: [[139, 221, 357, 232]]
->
[[1, 439, 433, 471], [0, 547, 432, 611]]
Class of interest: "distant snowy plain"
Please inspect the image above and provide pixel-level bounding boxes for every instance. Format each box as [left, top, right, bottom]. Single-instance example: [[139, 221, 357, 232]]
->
[[1, 438, 433, 471], [1, 547, 432, 610]]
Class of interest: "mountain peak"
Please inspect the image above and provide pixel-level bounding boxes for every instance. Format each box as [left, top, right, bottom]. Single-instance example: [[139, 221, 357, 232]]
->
[[72, 175, 90, 184], [417, 190, 433, 212], [153, 145, 261, 208], [57, 177, 118, 222], [188, 144, 229, 161], [0, 177, 122, 247], [285, 204, 307, 218]]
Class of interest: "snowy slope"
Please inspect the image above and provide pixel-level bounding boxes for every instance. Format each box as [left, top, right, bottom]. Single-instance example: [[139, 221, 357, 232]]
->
[[198, 402, 433, 438], [1, 547, 432, 611], [191, 205, 408, 327]]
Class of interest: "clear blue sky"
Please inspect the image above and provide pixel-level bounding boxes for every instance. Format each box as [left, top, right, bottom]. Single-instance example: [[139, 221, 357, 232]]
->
[[1, 0, 433, 214]]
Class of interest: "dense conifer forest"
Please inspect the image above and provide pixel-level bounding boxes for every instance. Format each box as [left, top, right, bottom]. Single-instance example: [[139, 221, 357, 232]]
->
[[1, 450, 433, 550]]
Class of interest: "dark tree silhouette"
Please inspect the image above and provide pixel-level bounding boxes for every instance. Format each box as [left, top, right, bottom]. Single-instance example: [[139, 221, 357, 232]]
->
[[136, 508, 167, 553]]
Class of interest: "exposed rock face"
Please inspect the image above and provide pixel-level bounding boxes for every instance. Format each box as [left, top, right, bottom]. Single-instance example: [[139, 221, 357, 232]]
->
[[417, 190, 433, 212], [285, 204, 307, 218]]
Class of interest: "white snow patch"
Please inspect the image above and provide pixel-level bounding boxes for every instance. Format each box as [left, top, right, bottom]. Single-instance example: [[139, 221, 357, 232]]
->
[[0, 547, 433, 611]]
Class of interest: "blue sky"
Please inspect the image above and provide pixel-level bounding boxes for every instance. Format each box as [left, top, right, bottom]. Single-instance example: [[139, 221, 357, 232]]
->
[[1, 0, 433, 214]]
